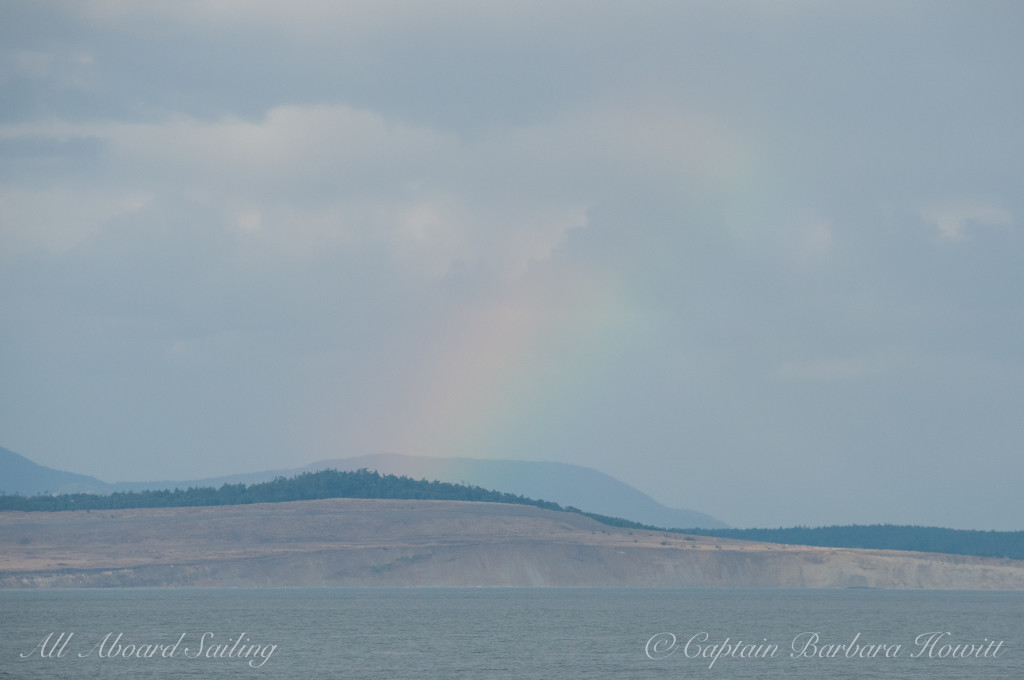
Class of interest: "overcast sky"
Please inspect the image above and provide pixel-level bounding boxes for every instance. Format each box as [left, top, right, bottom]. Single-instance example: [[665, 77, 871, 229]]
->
[[2, 1, 1022, 530]]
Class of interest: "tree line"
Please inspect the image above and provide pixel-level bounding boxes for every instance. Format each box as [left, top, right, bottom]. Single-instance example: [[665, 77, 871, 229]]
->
[[1, 468, 1021, 560], [0, 468, 572, 513], [679, 525, 1024, 561]]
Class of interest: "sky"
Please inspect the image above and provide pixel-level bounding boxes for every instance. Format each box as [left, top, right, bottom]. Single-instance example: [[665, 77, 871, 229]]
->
[[1, 1, 1023, 530]]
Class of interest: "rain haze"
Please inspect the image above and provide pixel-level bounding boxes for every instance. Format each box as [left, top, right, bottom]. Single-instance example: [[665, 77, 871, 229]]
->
[[1, 1, 1022, 530]]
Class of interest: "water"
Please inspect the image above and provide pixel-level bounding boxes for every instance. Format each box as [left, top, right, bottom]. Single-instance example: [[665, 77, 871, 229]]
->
[[1, 588, 1020, 679]]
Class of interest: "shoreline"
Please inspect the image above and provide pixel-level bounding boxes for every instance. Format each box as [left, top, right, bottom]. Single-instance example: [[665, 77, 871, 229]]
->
[[3, 498, 1023, 590]]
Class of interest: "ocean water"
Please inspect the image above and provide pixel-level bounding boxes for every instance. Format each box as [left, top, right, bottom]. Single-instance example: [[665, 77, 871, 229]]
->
[[1, 588, 1020, 679]]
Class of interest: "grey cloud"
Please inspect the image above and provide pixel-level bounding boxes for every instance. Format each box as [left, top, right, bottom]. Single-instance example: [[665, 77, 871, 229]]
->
[[2, 1, 1023, 529]]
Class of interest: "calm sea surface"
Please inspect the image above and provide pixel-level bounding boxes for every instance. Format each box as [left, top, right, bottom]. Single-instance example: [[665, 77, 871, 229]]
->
[[1, 588, 1021, 679]]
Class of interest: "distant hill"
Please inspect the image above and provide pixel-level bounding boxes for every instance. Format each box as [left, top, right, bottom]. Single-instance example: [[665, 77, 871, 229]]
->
[[0, 448, 728, 529], [0, 446, 114, 496], [683, 524, 1024, 561], [4, 498, 1024, 589], [5, 450, 1022, 562], [118, 453, 727, 529], [0, 469, 578, 516], [299, 454, 729, 530]]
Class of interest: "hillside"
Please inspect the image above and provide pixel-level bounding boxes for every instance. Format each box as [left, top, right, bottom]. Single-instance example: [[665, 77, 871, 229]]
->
[[683, 524, 1024, 561], [3, 498, 1024, 589], [299, 454, 728, 529], [0, 448, 726, 529], [0, 446, 113, 496], [116, 454, 728, 529]]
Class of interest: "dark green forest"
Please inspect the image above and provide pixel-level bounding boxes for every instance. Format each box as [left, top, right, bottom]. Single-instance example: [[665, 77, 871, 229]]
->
[[680, 525, 1024, 561], [0, 469, 571, 513], [1, 468, 1021, 560]]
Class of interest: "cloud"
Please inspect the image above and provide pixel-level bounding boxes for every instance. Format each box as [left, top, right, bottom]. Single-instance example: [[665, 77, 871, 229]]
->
[[919, 201, 1012, 241], [392, 198, 588, 281], [0, 50, 94, 86], [70, 0, 608, 54], [1, 97, 742, 281], [3, 0, 1024, 530], [0, 186, 149, 258]]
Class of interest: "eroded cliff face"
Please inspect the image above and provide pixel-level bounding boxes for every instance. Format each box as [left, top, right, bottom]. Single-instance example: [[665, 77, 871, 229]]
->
[[2, 499, 1022, 589]]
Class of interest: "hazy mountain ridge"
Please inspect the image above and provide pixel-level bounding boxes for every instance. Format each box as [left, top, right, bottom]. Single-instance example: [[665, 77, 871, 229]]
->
[[297, 454, 727, 529], [8, 466, 1022, 562], [0, 447, 727, 529], [0, 446, 114, 496]]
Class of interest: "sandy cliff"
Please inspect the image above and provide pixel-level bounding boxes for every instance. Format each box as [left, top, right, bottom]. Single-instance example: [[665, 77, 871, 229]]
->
[[2, 499, 1022, 589]]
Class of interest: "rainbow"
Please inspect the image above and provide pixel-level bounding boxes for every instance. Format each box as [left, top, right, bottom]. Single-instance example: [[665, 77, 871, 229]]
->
[[391, 262, 640, 461]]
